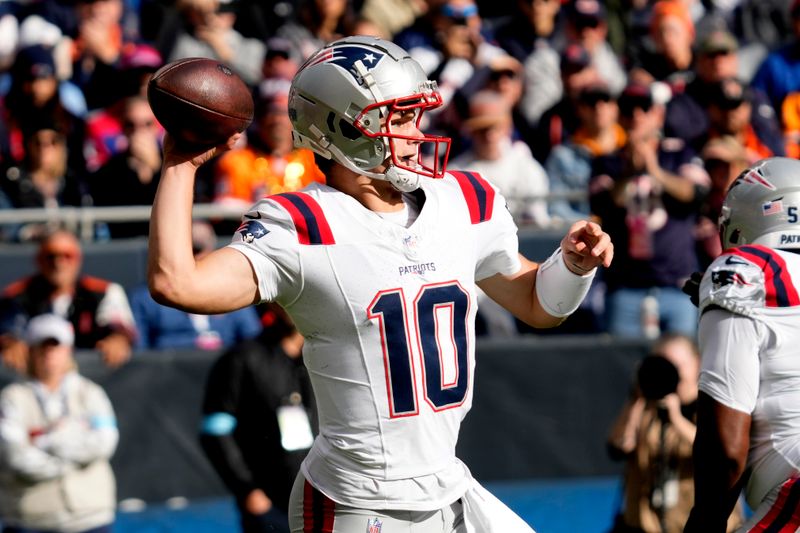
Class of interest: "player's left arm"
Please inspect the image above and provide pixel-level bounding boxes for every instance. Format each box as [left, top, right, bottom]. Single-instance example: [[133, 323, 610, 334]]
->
[[478, 220, 613, 328]]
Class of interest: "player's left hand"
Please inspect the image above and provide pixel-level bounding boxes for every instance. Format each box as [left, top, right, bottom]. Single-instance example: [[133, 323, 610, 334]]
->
[[560, 220, 613, 275]]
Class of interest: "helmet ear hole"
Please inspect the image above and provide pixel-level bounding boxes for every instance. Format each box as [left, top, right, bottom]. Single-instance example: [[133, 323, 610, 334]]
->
[[730, 229, 740, 244], [338, 119, 362, 140]]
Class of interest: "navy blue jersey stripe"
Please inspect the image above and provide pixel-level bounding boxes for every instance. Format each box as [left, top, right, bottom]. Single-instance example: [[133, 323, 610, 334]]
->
[[281, 193, 324, 245], [463, 171, 489, 222], [739, 246, 793, 307]]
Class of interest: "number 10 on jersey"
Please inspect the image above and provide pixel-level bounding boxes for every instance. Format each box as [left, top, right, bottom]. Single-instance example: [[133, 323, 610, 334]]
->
[[367, 282, 471, 418]]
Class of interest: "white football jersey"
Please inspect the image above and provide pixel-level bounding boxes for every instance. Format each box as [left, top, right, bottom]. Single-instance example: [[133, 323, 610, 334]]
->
[[697, 245, 800, 508], [228, 171, 521, 510]]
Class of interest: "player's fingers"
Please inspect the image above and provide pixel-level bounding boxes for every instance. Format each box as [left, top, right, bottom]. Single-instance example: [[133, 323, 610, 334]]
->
[[590, 231, 612, 257]]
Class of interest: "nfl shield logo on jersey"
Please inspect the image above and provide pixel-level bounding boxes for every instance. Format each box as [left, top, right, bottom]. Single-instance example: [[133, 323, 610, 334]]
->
[[366, 518, 382, 533]]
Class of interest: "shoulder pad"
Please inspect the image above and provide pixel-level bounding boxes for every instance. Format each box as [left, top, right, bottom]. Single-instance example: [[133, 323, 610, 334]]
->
[[448, 170, 496, 224], [265, 191, 335, 245], [700, 245, 800, 315]]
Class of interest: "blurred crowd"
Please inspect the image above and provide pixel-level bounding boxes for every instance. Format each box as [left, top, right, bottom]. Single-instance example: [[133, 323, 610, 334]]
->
[[0, 0, 798, 337]]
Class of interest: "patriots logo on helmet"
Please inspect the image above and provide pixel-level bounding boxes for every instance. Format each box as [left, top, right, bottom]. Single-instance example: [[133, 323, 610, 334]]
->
[[237, 220, 269, 244], [303, 44, 385, 84], [366, 518, 382, 533]]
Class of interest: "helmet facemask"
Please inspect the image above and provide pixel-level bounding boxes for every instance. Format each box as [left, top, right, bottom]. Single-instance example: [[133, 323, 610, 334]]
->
[[354, 89, 451, 180]]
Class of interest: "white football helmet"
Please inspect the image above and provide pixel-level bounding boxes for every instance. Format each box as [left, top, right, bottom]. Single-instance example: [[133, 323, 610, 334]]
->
[[719, 157, 800, 250], [288, 36, 451, 192]]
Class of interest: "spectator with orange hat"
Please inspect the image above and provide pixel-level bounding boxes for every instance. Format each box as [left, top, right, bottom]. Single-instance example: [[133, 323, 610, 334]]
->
[[629, 0, 695, 92]]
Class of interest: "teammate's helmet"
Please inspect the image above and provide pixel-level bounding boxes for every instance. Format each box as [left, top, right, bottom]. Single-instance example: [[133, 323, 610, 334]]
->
[[288, 36, 451, 191], [719, 157, 800, 250]]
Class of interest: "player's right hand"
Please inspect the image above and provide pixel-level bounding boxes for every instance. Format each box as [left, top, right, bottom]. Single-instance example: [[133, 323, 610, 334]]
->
[[162, 132, 242, 170]]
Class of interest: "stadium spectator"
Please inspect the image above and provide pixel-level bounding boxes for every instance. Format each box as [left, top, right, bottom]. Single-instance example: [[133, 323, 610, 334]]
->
[[1, 44, 87, 179], [164, 0, 266, 87], [694, 135, 748, 269], [533, 43, 604, 164], [684, 157, 800, 532], [750, 0, 800, 117], [1, 117, 89, 242], [259, 37, 300, 84], [705, 77, 784, 163], [200, 303, 315, 533], [69, 0, 128, 111], [493, 0, 566, 127], [415, 0, 504, 110], [563, 0, 627, 96], [0, 314, 118, 533], [213, 83, 324, 211], [359, 0, 427, 39], [83, 43, 164, 173], [275, 0, 359, 61], [129, 221, 261, 350], [0, 229, 136, 372], [607, 333, 742, 533], [663, 29, 783, 157], [450, 89, 550, 227], [88, 95, 163, 238], [589, 81, 709, 338], [629, 0, 695, 91], [147, 36, 613, 531], [546, 81, 625, 225]]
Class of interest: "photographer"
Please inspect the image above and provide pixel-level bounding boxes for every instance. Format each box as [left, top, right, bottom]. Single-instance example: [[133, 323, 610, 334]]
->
[[606, 334, 741, 533]]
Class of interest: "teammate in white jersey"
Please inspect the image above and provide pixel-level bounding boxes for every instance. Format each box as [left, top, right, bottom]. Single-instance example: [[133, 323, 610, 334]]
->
[[147, 36, 613, 532], [685, 157, 800, 532]]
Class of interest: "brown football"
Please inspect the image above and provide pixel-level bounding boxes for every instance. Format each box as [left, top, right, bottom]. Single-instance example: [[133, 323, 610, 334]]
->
[[147, 57, 254, 148]]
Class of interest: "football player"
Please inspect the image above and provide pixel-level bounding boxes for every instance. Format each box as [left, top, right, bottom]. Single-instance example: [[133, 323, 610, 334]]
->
[[148, 36, 613, 532], [685, 157, 800, 532]]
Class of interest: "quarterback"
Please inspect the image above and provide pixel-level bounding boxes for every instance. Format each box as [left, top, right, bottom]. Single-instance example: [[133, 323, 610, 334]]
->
[[148, 37, 613, 532], [685, 158, 800, 532]]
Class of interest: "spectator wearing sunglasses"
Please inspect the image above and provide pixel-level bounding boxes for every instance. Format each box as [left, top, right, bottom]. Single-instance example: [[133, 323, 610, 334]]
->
[[589, 81, 710, 339], [532, 43, 605, 164], [88, 95, 163, 239], [0, 229, 136, 372], [664, 29, 782, 157], [546, 81, 625, 224], [705, 78, 783, 164]]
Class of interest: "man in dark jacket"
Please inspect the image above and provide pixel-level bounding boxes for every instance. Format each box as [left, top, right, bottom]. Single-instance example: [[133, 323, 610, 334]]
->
[[199, 304, 316, 533]]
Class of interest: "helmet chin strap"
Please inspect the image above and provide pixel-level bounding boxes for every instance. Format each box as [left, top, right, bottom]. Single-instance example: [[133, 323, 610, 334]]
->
[[302, 120, 423, 192], [324, 139, 423, 192]]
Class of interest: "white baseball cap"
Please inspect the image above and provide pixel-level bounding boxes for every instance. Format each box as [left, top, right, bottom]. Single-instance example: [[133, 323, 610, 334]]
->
[[25, 314, 74, 347]]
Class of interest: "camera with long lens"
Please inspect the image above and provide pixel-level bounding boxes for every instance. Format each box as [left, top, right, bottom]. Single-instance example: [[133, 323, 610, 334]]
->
[[637, 355, 679, 400]]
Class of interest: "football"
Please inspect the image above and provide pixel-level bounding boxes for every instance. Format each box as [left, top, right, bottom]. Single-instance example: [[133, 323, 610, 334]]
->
[[147, 57, 254, 148]]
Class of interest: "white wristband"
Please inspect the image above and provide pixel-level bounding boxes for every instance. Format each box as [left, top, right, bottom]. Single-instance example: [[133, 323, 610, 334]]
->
[[535, 249, 596, 318]]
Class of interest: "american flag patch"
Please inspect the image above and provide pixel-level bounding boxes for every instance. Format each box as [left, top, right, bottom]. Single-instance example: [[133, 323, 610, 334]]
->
[[762, 199, 784, 216]]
